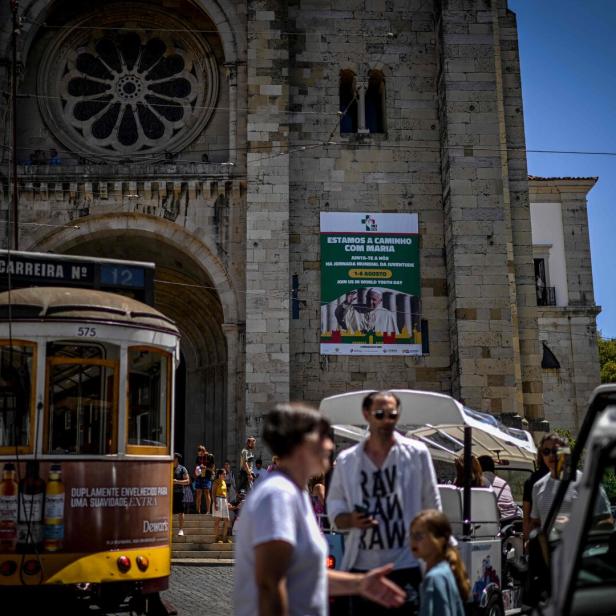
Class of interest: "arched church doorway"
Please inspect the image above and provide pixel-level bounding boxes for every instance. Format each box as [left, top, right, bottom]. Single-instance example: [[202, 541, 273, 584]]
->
[[30, 224, 232, 463]]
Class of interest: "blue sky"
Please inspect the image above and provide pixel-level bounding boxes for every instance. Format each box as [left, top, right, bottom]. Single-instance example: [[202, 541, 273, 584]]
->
[[509, 0, 616, 338]]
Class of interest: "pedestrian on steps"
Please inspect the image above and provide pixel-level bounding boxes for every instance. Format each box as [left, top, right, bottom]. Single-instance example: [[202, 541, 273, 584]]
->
[[238, 436, 256, 492], [203, 453, 216, 514], [194, 445, 208, 514], [173, 453, 190, 536], [212, 468, 231, 543]]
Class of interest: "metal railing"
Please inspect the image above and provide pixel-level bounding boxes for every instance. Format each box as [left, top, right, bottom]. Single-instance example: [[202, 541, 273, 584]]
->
[[537, 286, 556, 306]]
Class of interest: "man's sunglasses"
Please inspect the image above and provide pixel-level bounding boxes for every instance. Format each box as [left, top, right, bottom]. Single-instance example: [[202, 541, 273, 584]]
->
[[541, 447, 560, 456], [371, 410, 400, 420]]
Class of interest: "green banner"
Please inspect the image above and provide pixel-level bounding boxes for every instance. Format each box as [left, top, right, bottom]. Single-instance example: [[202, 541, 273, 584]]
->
[[320, 234, 420, 302], [320, 213, 422, 356]]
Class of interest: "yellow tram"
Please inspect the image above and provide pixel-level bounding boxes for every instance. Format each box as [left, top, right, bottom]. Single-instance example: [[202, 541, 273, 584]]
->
[[0, 284, 180, 612]]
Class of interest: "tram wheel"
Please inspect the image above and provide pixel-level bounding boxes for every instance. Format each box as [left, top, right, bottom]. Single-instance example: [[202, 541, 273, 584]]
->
[[130, 592, 177, 616], [96, 582, 130, 612]]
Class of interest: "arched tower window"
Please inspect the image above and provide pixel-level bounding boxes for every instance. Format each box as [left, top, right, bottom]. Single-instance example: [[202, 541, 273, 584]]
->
[[365, 70, 386, 133], [339, 70, 358, 134]]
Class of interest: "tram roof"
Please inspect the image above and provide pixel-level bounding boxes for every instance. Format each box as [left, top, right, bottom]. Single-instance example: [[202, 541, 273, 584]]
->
[[0, 287, 179, 335]]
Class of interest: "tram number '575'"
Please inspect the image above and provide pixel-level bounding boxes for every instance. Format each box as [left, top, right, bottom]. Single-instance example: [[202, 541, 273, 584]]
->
[[77, 327, 97, 337]]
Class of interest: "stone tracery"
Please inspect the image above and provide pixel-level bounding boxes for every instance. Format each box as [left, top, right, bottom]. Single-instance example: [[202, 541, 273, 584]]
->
[[38, 7, 219, 161]]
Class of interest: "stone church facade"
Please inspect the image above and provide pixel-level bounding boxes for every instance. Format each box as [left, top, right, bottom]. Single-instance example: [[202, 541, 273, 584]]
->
[[0, 0, 600, 459]]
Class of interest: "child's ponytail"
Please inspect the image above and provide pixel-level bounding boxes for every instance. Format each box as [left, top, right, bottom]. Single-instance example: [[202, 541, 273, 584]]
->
[[445, 544, 470, 601]]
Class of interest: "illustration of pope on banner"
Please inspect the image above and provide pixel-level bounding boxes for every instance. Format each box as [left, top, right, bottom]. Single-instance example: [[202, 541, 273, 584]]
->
[[334, 288, 398, 335]]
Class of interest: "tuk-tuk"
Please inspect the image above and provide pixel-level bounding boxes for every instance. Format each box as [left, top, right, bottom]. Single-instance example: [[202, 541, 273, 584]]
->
[[320, 389, 537, 616]]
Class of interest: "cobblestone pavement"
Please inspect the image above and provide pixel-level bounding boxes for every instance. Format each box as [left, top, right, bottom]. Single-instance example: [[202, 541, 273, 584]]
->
[[162, 565, 233, 615], [1, 565, 233, 615]]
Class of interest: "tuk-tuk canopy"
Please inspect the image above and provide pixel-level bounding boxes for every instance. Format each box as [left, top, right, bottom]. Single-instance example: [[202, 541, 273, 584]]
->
[[319, 389, 537, 468]]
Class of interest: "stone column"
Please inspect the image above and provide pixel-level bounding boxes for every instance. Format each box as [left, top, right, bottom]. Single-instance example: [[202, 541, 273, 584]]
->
[[222, 322, 243, 461], [244, 1, 290, 446], [327, 302, 337, 332], [357, 83, 366, 132], [437, 0, 543, 418], [559, 180, 601, 428], [225, 63, 239, 166], [559, 181, 597, 307], [403, 294, 412, 335], [384, 292, 395, 313]]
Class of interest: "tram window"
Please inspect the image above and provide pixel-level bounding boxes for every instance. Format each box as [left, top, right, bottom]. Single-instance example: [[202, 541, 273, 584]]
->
[[47, 342, 104, 358], [46, 359, 117, 454], [0, 341, 35, 453], [127, 348, 170, 452]]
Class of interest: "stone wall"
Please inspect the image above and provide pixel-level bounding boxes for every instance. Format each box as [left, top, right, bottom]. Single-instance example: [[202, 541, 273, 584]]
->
[[288, 0, 451, 407], [530, 178, 601, 431], [0, 0, 602, 457], [287, 0, 544, 420], [437, 0, 542, 419], [244, 1, 291, 442]]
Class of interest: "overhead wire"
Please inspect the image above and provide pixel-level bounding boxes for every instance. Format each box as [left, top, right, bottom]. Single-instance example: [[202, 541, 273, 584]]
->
[[28, 20, 399, 37], [1, 131, 615, 164], [1, 17, 610, 333], [150, 279, 611, 346], [3, 16, 611, 163], [5, 90, 340, 117], [2, 30, 45, 583]]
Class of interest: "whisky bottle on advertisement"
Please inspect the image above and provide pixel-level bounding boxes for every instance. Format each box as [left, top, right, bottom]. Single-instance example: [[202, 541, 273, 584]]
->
[[43, 464, 64, 552], [17, 461, 45, 552], [0, 463, 18, 551]]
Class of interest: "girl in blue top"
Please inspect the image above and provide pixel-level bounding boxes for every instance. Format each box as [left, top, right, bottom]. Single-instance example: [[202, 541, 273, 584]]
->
[[410, 510, 470, 616]]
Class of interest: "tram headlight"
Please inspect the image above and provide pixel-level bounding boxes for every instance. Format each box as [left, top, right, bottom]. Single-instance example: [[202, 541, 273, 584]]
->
[[23, 559, 41, 576], [136, 555, 149, 572], [117, 555, 132, 573]]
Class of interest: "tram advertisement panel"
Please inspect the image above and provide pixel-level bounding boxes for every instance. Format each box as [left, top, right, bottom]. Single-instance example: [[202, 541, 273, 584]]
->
[[0, 460, 171, 553], [320, 212, 422, 356]]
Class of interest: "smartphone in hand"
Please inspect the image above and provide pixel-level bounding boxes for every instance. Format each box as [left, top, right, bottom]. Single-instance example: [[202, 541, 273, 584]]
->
[[354, 504, 370, 516]]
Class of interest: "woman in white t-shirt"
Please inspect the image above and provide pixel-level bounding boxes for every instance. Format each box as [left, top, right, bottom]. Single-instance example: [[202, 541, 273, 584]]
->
[[234, 404, 406, 616]]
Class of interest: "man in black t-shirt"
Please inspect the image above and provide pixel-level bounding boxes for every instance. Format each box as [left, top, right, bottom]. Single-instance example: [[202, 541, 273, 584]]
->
[[522, 463, 548, 540], [173, 453, 190, 536]]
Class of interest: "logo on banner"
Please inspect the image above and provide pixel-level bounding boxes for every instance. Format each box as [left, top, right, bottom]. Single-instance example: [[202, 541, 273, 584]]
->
[[362, 215, 377, 231]]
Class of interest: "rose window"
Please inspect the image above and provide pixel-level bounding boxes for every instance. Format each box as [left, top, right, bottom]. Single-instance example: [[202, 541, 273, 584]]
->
[[38, 9, 219, 161]]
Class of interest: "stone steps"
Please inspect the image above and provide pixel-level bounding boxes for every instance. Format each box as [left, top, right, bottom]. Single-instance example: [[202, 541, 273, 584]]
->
[[172, 558, 235, 566], [173, 552, 233, 559], [173, 542, 233, 552], [173, 514, 217, 526], [175, 521, 217, 530], [173, 526, 216, 541], [171, 513, 235, 564]]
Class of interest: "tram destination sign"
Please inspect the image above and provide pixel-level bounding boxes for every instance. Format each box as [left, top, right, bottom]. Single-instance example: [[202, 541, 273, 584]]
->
[[0, 250, 155, 305], [0, 251, 95, 284]]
